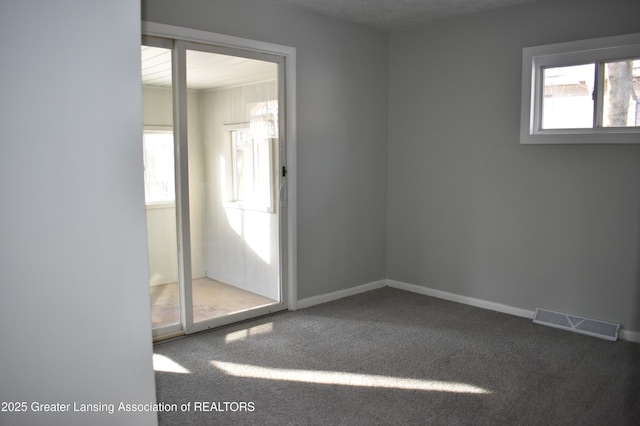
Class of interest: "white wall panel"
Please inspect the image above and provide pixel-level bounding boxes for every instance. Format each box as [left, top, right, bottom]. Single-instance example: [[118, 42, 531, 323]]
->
[[203, 82, 279, 299], [187, 91, 206, 278], [142, 87, 206, 281], [146, 206, 178, 285]]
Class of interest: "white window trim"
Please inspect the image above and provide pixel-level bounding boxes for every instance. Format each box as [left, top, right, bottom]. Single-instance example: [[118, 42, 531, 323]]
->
[[520, 32, 640, 144], [222, 123, 276, 213], [223, 123, 250, 211], [143, 126, 175, 206]]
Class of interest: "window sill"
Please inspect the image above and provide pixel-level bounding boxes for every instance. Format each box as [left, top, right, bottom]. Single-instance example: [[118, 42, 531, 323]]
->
[[145, 202, 175, 210], [224, 201, 274, 214], [521, 128, 640, 145]]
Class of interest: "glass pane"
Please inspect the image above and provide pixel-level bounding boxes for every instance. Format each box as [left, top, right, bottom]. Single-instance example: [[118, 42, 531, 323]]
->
[[603, 59, 640, 127], [186, 48, 280, 324], [143, 131, 175, 204], [232, 129, 254, 203], [542, 64, 595, 129], [254, 137, 272, 209], [141, 45, 181, 329], [251, 100, 277, 211]]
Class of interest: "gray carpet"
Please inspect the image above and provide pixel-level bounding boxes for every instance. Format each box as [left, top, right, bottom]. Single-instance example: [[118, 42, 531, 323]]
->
[[153, 287, 640, 425]]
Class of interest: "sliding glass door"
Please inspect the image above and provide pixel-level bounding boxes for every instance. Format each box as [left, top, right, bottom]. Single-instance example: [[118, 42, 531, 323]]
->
[[141, 36, 288, 340], [142, 39, 182, 337]]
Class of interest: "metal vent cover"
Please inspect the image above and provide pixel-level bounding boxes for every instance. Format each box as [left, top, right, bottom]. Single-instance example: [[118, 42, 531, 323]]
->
[[533, 308, 620, 341]]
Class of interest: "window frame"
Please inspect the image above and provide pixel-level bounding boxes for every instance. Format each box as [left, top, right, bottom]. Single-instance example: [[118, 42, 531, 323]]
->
[[142, 126, 176, 207], [223, 123, 276, 213], [520, 32, 640, 144]]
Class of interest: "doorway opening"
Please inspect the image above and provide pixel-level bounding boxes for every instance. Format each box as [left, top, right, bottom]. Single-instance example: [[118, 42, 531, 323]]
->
[[140, 25, 296, 340]]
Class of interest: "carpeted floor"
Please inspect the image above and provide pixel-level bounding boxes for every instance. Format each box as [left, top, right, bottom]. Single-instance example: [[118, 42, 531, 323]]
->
[[153, 287, 640, 425]]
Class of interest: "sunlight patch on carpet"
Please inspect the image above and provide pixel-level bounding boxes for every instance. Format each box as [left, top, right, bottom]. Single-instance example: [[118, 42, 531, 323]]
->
[[154, 354, 191, 374], [210, 360, 491, 394], [225, 322, 274, 344]]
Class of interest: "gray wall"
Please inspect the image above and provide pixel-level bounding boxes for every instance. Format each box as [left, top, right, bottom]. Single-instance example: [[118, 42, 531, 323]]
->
[[388, 0, 640, 333], [0, 1, 158, 425], [143, 0, 390, 299]]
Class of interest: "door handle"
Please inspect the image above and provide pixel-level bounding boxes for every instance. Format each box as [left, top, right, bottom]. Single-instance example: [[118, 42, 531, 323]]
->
[[279, 181, 288, 207]]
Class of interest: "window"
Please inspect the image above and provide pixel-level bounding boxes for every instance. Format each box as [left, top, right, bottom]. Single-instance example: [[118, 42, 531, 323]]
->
[[228, 127, 275, 212], [521, 33, 640, 144], [143, 129, 175, 205], [224, 113, 276, 213]]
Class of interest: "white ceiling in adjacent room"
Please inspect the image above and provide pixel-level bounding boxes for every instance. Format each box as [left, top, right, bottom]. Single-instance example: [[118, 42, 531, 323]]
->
[[141, 46, 276, 90]]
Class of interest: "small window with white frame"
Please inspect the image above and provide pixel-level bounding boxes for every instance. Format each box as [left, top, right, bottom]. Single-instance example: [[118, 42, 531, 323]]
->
[[224, 123, 275, 213], [520, 33, 640, 144], [142, 128, 175, 206]]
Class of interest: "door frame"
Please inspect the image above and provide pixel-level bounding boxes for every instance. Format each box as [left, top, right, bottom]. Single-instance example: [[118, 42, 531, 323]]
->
[[142, 21, 298, 337]]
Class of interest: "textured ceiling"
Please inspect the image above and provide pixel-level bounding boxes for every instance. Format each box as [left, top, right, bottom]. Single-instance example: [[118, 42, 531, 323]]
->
[[270, 0, 547, 31]]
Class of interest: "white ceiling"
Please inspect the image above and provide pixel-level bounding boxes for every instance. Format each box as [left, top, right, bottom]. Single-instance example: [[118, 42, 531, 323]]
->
[[141, 46, 277, 90], [270, 0, 548, 31]]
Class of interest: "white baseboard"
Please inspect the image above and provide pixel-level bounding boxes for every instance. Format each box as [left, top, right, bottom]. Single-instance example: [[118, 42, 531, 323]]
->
[[295, 280, 386, 310], [387, 279, 535, 319], [387, 279, 640, 344], [619, 329, 640, 344], [295, 278, 640, 344]]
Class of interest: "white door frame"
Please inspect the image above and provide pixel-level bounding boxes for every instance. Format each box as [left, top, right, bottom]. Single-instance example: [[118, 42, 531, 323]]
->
[[142, 21, 298, 336]]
